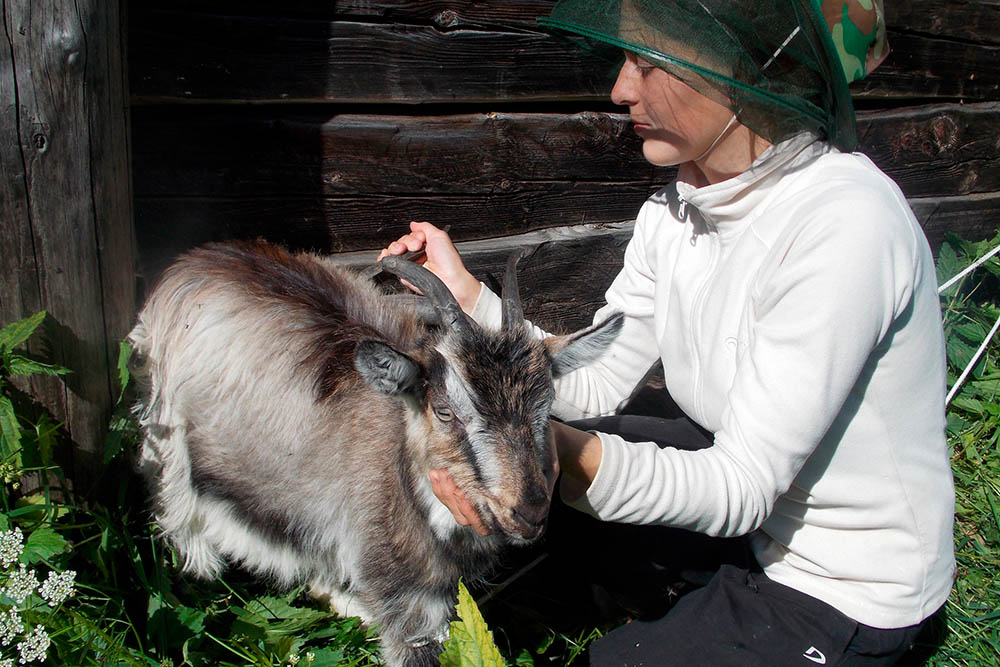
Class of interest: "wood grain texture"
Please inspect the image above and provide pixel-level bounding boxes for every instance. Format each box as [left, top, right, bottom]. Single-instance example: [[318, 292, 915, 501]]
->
[[126, 1, 1000, 104], [1, 1, 136, 486], [130, 102, 1000, 284], [328, 223, 634, 334], [131, 104, 999, 198]]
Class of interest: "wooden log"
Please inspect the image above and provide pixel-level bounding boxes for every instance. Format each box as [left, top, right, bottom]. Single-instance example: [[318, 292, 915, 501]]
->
[[857, 103, 1000, 196], [130, 102, 999, 281], [0, 1, 136, 489], [130, 0, 1000, 41], [133, 183, 661, 279], [134, 187, 999, 284], [132, 103, 999, 199], [884, 0, 1000, 44], [855, 32, 1000, 100], [910, 193, 1000, 253], [129, 109, 665, 197], [127, 8, 1000, 104], [329, 222, 634, 334]]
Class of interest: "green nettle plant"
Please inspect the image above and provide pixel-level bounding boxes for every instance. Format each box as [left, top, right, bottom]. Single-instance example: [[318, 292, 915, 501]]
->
[[934, 231, 1000, 665], [0, 312, 76, 664], [0, 230, 997, 665]]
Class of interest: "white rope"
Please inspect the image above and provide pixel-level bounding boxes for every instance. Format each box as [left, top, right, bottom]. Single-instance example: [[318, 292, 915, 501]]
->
[[940, 242, 1000, 405], [946, 311, 1000, 407], [938, 242, 1000, 294]]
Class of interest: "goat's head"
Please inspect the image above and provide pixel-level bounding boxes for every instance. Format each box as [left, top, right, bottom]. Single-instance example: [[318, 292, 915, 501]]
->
[[354, 252, 623, 543]]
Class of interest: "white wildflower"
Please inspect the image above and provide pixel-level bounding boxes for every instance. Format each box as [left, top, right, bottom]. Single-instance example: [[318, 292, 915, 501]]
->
[[305, 653, 315, 664], [0, 529, 23, 570], [1, 657, 14, 667], [287, 654, 300, 665], [38, 569, 76, 607], [2, 567, 37, 605], [0, 608, 23, 646], [16, 624, 49, 663]]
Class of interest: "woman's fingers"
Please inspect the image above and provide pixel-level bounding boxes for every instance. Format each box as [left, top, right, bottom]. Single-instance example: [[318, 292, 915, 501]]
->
[[429, 469, 492, 536], [377, 231, 427, 262]]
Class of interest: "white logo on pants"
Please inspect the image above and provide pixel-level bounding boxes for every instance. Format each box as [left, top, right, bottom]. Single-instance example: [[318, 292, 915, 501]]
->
[[803, 646, 827, 664]]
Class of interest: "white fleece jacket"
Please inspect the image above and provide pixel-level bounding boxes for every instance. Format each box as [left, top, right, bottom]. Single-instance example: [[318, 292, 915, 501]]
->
[[470, 134, 955, 629]]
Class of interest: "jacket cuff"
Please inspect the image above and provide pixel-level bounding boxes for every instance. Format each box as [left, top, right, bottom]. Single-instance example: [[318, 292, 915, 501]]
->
[[467, 282, 502, 330]]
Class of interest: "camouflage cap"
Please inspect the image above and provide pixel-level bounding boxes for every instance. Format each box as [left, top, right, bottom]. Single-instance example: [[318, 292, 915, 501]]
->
[[819, 0, 889, 83]]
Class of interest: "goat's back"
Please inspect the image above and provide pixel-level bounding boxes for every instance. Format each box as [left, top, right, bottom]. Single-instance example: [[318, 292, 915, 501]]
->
[[130, 241, 433, 578]]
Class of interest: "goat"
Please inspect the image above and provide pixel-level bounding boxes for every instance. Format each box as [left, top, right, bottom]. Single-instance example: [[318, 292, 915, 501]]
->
[[128, 239, 623, 666]]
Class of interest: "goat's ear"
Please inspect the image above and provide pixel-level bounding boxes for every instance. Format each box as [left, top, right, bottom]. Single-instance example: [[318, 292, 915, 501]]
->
[[354, 340, 421, 395], [544, 312, 624, 379]]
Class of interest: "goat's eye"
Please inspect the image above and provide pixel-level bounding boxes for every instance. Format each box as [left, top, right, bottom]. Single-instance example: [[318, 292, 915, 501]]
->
[[433, 406, 454, 422]]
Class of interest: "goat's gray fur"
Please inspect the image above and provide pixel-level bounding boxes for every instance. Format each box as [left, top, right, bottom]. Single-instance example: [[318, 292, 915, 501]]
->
[[129, 239, 623, 667]]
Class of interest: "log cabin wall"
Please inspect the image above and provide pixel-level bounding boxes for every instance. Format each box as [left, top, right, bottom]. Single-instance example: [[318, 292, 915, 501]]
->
[[128, 1, 1000, 335]]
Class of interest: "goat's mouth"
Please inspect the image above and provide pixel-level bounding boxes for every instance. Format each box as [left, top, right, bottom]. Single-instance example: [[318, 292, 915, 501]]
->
[[476, 494, 550, 543]]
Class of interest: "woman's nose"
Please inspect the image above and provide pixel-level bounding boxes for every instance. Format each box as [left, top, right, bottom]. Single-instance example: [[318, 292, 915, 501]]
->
[[611, 61, 638, 107]]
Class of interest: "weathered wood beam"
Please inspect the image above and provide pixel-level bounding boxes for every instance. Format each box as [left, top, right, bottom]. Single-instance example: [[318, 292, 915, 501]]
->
[[130, 102, 1000, 281], [132, 188, 1000, 285], [328, 223, 635, 334], [130, 0, 1000, 43], [1, 1, 136, 489], [126, 8, 1000, 104], [132, 103, 999, 199]]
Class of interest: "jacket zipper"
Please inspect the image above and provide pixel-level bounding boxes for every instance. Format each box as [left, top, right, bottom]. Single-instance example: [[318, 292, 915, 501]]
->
[[689, 237, 720, 424]]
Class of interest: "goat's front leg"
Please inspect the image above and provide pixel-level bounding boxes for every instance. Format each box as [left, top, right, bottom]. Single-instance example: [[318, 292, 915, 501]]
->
[[364, 577, 454, 667]]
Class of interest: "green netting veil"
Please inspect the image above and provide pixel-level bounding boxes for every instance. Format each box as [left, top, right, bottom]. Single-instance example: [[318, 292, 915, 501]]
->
[[538, 0, 883, 152]]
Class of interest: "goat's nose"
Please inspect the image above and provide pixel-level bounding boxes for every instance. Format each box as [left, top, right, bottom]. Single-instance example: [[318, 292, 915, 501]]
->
[[511, 502, 548, 539]]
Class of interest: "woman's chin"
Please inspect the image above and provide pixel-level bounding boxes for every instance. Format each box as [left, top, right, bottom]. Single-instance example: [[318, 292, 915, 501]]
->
[[641, 141, 687, 167]]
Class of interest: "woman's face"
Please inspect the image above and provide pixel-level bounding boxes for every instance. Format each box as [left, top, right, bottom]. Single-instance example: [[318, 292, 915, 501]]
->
[[611, 51, 737, 167]]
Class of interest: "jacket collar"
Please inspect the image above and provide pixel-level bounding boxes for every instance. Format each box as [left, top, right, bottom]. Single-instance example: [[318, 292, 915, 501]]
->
[[675, 133, 831, 240]]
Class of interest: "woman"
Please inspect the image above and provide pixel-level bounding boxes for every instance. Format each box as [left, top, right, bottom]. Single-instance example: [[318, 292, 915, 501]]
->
[[380, 1, 954, 664]]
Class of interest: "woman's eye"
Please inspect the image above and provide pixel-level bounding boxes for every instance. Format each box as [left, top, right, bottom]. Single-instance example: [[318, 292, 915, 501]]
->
[[634, 54, 656, 73], [433, 406, 454, 422]]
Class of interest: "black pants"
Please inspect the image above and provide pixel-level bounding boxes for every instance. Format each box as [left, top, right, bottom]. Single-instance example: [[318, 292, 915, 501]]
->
[[557, 415, 937, 666]]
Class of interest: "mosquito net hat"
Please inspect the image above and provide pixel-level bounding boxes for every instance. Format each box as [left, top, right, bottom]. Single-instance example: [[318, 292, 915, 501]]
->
[[538, 0, 888, 152]]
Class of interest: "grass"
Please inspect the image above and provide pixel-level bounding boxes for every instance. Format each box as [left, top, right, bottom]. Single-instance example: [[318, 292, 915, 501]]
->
[[923, 231, 1000, 665], [0, 230, 998, 665]]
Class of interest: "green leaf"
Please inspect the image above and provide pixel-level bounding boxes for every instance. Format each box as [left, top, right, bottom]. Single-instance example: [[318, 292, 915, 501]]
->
[[936, 239, 962, 287], [148, 596, 208, 652], [0, 394, 22, 458], [175, 605, 209, 634], [7, 355, 70, 377], [31, 413, 61, 465], [947, 336, 987, 381], [951, 396, 985, 416], [302, 647, 348, 666], [0, 311, 46, 353], [439, 580, 506, 667], [117, 340, 132, 400], [21, 525, 70, 563]]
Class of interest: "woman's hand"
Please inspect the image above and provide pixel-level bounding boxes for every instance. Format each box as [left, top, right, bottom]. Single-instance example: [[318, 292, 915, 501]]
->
[[429, 469, 491, 536], [378, 221, 482, 313]]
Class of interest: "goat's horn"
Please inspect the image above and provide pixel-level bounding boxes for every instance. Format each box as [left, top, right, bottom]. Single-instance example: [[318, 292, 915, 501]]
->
[[378, 256, 473, 333], [501, 248, 529, 331]]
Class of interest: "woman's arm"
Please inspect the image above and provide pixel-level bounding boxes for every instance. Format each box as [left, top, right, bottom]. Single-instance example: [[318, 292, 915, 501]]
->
[[381, 219, 664, 420]]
